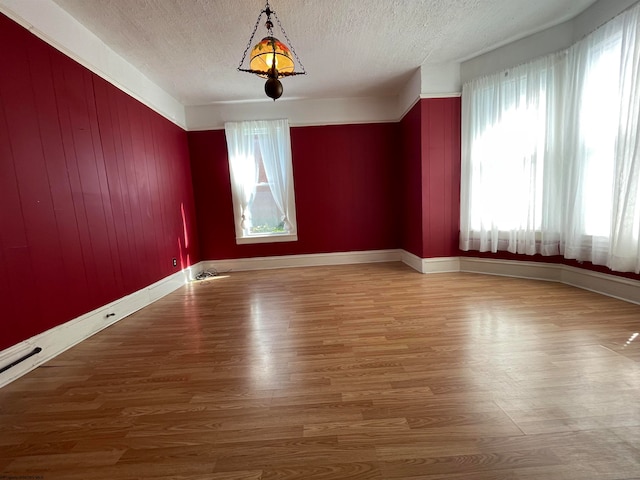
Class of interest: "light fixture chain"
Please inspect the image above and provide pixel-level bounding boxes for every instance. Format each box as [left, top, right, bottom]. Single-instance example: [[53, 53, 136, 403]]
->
[[237, 9, 265, 70], [272, 11, 306, 73]]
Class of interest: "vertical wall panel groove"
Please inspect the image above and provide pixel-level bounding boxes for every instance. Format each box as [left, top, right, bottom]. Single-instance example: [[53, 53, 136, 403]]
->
[[188, 123, 400, 260], [0, 19, 36, 342], [0, 13, 198, 351], [421, 98, 461, 259]]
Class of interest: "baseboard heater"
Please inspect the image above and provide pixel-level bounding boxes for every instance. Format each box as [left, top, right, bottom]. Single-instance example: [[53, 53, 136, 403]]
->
[[0, 347, 42, 375]]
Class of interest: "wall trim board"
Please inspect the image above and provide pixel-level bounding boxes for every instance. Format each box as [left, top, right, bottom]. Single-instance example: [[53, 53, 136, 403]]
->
[[460, 0, 637, 84], [200, 249, 403, 273], [459, 257, 562, 282], [0, 268, 192, 388], [400, 250, 424, 273], [1, 0, 463, 130], [0, 0, 186, 128], [185, 96, 402, 131], [460, 257, 640, 305], [4, 252, 638, 388], [560, 264, 640, 305], [422, 256, 462, 273], [399, 252, 462, 274]]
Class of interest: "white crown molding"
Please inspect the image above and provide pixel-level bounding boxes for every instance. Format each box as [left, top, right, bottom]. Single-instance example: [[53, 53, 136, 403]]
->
[[185, 96, 402, 131], [0, 0, 464, 130], [420, 93, 463, 99], [0, 0, 187, 129], [460, 0, 637, 84], [572, 0, 639, 42]]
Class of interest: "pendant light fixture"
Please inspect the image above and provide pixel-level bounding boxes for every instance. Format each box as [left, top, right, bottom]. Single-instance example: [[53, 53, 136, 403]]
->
[[237, 0, 306, 100]]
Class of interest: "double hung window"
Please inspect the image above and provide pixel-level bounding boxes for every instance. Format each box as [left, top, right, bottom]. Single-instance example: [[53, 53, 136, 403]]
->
[[225, 119, 298, 244]]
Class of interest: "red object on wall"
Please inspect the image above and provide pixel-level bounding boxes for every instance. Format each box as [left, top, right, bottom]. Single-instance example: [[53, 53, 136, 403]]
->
[[188, 123, 401, 260], [0, 13, 199, 351]]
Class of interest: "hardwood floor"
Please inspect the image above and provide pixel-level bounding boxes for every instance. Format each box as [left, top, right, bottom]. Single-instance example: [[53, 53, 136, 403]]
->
[[1, 262, 639, 479]]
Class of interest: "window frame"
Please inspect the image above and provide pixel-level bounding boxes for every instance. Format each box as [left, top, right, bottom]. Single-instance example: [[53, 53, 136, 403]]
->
[[225, 119, 298, 245]]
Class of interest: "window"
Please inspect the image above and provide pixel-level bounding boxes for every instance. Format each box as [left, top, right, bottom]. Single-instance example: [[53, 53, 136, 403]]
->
[[225, 119, 298, 244], [460, 54, 564, 256], [460, 3, 640, 273]]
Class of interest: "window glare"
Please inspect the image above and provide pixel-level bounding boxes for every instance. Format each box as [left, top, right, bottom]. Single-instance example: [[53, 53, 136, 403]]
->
[[225, 119, 298, 244], [460, 3, 640, 273]]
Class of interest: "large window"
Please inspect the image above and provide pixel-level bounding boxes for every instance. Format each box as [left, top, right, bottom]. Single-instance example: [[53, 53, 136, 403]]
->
[[225, 119, 298, 244], [460, 54, 564, 256], [460, 3, 640, 273]]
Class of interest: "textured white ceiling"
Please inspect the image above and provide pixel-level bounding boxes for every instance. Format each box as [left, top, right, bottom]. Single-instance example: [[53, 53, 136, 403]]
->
[[50, 0, 598, 106]]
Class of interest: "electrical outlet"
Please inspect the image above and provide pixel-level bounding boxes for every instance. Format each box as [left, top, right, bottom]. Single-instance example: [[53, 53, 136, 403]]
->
[[172, 258, 177, 267]]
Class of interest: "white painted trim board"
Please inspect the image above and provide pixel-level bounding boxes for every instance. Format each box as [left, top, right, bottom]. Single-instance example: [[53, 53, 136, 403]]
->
[[3, 251, 639, 389], [0, 268, 193, 388]]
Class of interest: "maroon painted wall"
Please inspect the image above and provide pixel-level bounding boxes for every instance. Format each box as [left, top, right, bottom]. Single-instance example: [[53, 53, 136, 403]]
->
[[188, 123, 401, 259], [400, 102, 424, 257], [5, 6, 631, 356], [399, 98, 461, 258], [0, 14, 199, 350], [421, 98, 461, 258]]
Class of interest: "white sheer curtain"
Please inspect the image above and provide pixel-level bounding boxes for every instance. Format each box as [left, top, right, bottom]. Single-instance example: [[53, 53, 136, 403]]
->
[[460, 53, 566, 256], [224, 121, 258, 236], [225, 119, 298, 242], [255, 119, 297, 234], [604, 6, 640, 272], [460, 3, 640, 273], [562, 13, 625, 266]]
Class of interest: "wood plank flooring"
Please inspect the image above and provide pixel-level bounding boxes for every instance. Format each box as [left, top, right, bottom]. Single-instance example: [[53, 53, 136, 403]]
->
[[1, 262, 639, 479]]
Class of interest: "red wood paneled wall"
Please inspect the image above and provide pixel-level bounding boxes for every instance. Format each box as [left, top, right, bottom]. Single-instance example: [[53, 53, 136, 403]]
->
[[421, 98, 461, 258], [4, 9, 634, 355], [188, 123, 401, 259], [0, 14, 199, 350], [399, 102, 424, 257], [400, 98, 461, 258]]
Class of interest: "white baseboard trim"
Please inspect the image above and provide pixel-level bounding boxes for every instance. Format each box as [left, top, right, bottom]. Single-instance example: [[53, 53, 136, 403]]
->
[[0, 268, 192, 388], [201, 252, 639, 307], [4, 253, 638, 388], [400, 250, 424, 272], [422, 256, 461, 273], [459, 257, 563, 282], [201, 249, 402, 273], [400, 251, 461, 274], [561, 264, 640, 305], [460, 257, 640, 305]]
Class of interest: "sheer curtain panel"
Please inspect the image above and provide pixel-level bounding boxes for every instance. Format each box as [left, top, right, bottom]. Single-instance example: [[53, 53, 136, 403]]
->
[[460, 54, 566, 256], [255, 119, 297, 233], [460, 3, 640, 273], [225, 121, 258, 236], [225, 119, 298, 244]]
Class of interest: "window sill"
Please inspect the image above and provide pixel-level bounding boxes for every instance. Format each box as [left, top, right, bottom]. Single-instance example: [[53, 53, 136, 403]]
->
[[236, 233, 298, 245]]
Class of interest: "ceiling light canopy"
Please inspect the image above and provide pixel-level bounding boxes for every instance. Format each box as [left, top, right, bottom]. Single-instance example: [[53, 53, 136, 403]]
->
[[237, 0, 306, 100]]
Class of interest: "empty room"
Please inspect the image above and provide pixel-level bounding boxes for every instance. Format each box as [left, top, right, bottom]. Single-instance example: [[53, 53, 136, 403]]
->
[[1, 0, 639, 478]]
